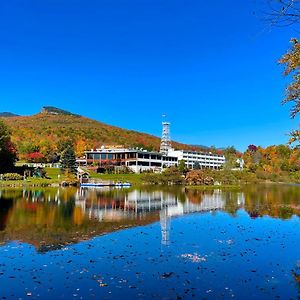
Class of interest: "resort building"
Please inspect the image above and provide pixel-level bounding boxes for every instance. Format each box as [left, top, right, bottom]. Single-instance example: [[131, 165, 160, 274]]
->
[[81, 147, 225, 173], [159, 119, 225, 170], [167, 149, 225, 170], [83, 147, 178, 173], [78, 120, 226, 172]]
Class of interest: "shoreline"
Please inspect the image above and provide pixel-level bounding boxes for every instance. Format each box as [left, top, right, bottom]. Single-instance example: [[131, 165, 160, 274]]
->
[[0, 180, 297, 189]]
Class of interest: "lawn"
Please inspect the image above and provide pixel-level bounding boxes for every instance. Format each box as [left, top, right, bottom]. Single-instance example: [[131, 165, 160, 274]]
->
[[86, 170, 144, 185], [45, 167, 61, 179]]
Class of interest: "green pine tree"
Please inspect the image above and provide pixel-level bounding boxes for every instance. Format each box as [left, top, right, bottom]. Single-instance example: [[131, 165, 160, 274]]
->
[[60, 146, 77, 174], [178, 159, 187, 174]]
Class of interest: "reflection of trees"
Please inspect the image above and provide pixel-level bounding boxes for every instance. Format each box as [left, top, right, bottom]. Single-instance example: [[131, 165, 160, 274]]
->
[[2, 185, 300, 252], [185, 189, 203, 204], [60, 198, 75, 219], [243, 185, 300, 219], [0, 189, 23, 200], [0, 188, 162, 252], [184, 185, 300, 219], [0, 197, 13, 231], [223, 191, 240, 216]]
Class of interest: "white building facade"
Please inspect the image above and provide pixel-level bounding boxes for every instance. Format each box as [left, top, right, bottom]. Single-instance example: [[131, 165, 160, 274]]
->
[[167, 149, 225, 170], [81, 147, 225, 172]]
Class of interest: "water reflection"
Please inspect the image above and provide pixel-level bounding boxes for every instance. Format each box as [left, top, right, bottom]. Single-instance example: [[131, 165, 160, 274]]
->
[[1, 185, 300, 298], [0, 184, 300, 251]]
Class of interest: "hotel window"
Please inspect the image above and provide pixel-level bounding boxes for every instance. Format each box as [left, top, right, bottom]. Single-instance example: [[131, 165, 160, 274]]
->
[[101, 154, 106, 160]]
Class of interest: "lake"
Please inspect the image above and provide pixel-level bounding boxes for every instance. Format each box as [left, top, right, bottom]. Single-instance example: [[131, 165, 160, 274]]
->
[[0, 184, 300, 299]]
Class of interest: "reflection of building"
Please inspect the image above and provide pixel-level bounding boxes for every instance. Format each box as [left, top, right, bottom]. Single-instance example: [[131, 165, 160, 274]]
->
[[237, 192, 245, 206], [75, 188, 241, 245], [125, 190, 177, 212], [160, 208, 170, 245]]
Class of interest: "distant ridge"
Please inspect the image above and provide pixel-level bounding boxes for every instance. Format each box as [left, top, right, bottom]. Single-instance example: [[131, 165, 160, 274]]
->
[[190, 144, 210, 150], [0, 112, 20, 118], [190, 144, 224, 151]]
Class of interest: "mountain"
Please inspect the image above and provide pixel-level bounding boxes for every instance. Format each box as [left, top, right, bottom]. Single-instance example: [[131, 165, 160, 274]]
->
[[1, 107, 204, 159], [0, 112, 20, 118], [41, 106, 80, 116]]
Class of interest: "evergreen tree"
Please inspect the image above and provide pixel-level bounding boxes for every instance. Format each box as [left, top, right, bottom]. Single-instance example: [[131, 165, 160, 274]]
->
[[178, 159, 187, 174], [0, 120, 17, 173], [60, 146, 77, 174], [193, 161, 201, 170]]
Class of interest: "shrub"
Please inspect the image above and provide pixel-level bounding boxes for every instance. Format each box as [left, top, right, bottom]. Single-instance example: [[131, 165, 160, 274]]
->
[[185, 170, 214, 185], [115, 166, 134, 174], [141, 167, 184, 185], [2, 173, 23, 181]]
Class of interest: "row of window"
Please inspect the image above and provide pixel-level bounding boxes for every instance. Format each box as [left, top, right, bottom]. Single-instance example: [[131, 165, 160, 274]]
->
[[87, 152, 178, 162], [183, 156, 224, 162], [183, 151, 224, 158], [86, 152, 223, 164], [87, 153, 114, 160], [128, 161, 163, 167]]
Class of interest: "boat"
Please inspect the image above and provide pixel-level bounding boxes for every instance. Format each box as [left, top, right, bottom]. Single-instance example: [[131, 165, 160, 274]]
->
[[114, 182, 132, 188], [80, 182, 132, 188]]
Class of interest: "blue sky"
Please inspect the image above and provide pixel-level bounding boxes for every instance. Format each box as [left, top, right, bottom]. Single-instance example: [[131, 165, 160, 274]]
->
[[0, 0, 299, 151]]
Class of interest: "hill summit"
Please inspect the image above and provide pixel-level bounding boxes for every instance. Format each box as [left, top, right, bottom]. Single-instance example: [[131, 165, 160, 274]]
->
[[41, 106, 80, 116]]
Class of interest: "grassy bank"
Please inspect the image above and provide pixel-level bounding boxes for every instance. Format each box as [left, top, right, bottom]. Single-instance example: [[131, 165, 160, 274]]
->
[[1, 167, 296, 189], [0, 168, 63, 187], [87, 171, 144, 186], [0, 168, 145, 187], [0, 178, 61, 187]]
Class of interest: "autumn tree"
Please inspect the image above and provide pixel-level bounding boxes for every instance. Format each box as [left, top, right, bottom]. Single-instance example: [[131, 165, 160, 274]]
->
[[223, 146, 239, 170], [75, 139, 87, 157], [278, 38, 300, 143], [279, 38, 300, 117], [263, 1, 300, 142], [0, 120, 17, 173]]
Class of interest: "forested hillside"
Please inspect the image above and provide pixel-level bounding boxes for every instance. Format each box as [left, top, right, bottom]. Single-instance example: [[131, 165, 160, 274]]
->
[[0, 107, 202, 161]]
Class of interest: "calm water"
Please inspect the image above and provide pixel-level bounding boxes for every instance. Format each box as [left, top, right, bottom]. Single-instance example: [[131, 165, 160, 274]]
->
[[0, 185, 300, 299]]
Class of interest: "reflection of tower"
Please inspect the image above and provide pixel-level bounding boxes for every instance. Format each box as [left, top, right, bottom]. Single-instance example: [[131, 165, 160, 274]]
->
[[160, 206, 170, 245], [160, 119, 172, 154], [237, 192, 245, 207]]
